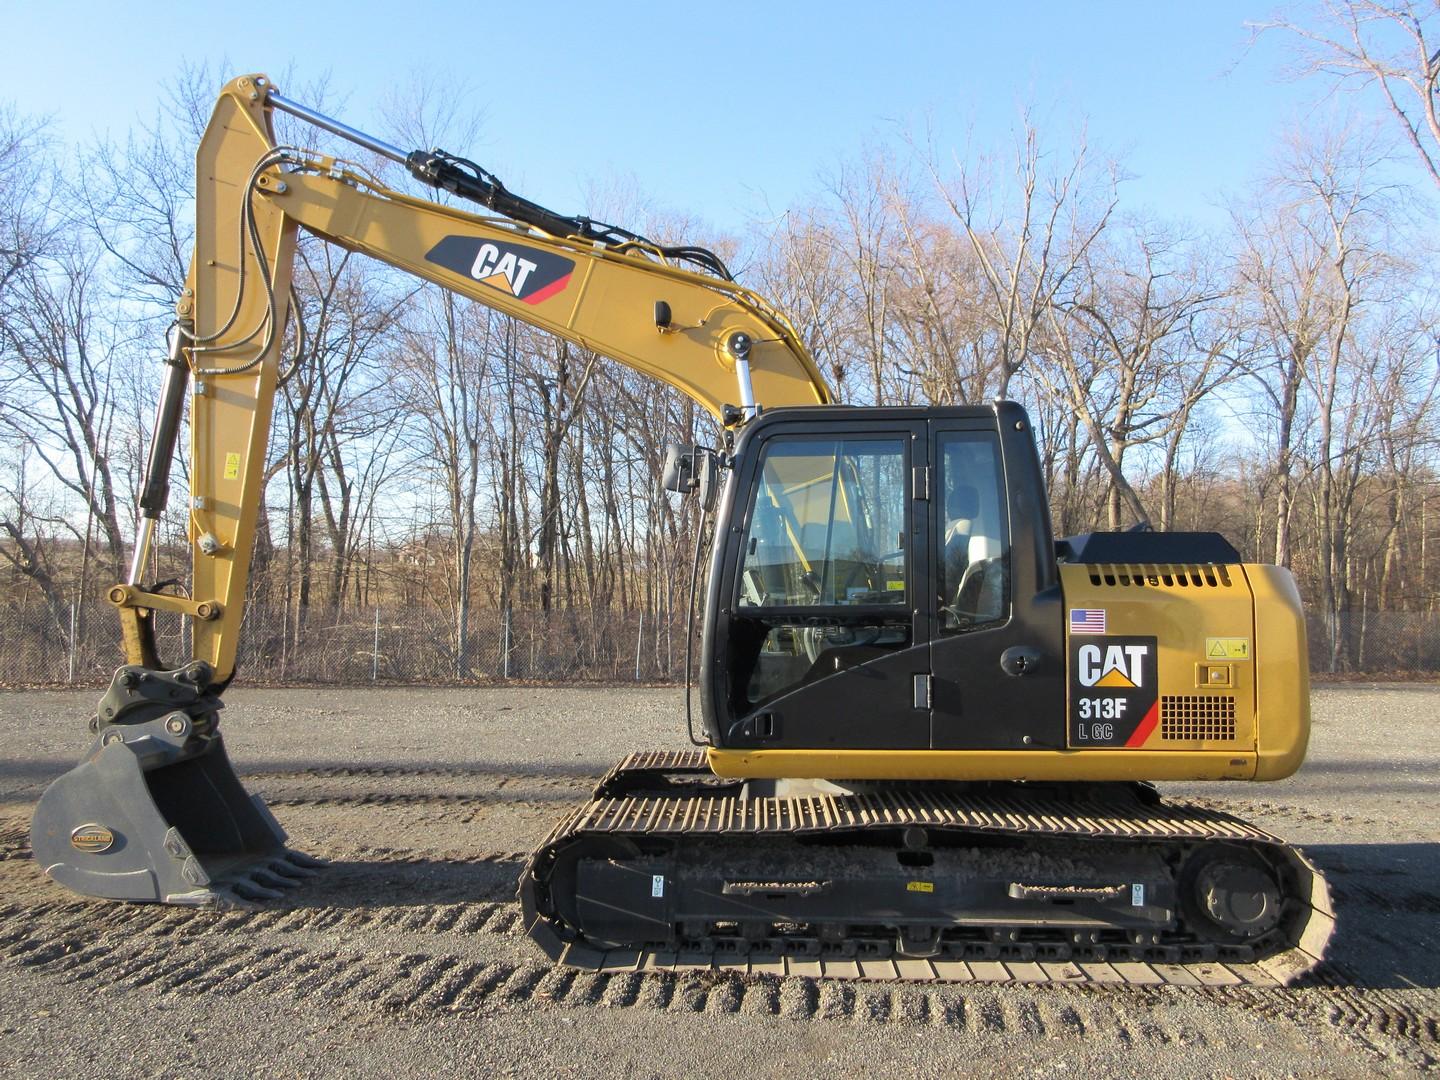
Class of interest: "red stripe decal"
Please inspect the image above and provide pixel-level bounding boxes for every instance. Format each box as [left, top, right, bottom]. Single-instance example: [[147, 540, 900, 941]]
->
[[1125, 701, 1160, 748], [521, 273, 572, 305]]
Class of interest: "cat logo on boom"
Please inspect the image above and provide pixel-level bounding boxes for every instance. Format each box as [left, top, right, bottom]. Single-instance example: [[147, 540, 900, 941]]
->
[[422, 236, 575, 306]]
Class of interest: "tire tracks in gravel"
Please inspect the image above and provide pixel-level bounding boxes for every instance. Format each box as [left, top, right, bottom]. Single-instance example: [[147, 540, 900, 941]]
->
[[0, 902, 1245, 1047], [244, 765, 600, 787], [0, 823, 28, 862], [0, 912, 1429, 1062], [259, 793, 575, 817], [0, 870, 1436, 1064], [4, 797, 1437, 1065], [241, 766, 595, 823]]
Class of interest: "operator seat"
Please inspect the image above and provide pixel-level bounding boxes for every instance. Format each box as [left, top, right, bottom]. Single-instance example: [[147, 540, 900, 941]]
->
[[942, 484, 980, 604], [952, 534, 1006, 626]]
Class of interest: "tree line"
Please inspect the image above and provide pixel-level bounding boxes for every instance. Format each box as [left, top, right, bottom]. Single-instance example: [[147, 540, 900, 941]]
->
[[4, 4, 1440, 677]]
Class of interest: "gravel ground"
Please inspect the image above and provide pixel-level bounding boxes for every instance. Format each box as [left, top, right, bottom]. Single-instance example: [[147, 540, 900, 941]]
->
[[0, 684, 1437, 1078]]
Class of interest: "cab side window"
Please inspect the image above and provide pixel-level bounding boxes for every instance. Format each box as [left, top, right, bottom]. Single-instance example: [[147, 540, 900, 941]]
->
[[937, 432, 1009, 632], [735, 435, 911, 705]]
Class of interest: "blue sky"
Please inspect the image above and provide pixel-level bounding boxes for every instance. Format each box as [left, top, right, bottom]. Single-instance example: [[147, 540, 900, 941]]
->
[[0, 2, 1389, 234]]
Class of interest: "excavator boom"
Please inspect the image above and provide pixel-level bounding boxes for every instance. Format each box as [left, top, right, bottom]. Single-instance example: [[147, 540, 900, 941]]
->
[[157, 75, 830, 684]]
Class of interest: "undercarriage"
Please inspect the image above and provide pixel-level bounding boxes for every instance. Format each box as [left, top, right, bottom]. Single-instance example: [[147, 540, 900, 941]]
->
[[520, 751, 1334, 986]]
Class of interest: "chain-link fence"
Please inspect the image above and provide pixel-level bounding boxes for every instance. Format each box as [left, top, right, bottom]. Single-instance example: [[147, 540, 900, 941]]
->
[[0, 601, 692, 687], [5, 601, 1440, 687], [1305, 610, 1440, 674]]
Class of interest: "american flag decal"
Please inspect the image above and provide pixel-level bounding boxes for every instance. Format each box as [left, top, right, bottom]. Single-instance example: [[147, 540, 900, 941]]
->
[[1069, 608, 1107, 635]]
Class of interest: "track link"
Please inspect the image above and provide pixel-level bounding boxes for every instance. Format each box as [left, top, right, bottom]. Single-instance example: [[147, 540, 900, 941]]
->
[[519, 751, 1334, 987]]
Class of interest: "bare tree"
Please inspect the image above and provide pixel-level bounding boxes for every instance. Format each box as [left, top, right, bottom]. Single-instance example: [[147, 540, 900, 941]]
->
[[1233, 137, 1341, 569], [273, 241, 411, 628], [0, 105, 55, 306], [888, 196, 1004, 405], [0, 446, 71, 638], [1035, 222, 1235, 529], [0, 234, 129, 582], [754, 205, 857, 399], [1234, 122, 1400, 666], [924, 114, 1120, 398], [1262, 1, 1440, 194], [392, 290, 499, 677]]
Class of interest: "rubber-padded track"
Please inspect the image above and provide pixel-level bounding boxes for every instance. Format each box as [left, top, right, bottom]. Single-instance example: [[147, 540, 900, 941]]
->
[[519, 751, 1335, 988]]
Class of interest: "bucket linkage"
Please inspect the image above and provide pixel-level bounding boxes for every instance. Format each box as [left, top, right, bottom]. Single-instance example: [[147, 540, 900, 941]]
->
[[31, 661, 321, 905]]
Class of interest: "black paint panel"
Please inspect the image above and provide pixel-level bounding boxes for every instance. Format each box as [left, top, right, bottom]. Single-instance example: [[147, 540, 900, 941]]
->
[[929, 404, 1066, 750], [1067, 635, 1160, 747], [1057, 530, 1240, 564], [702, 404, 1065, 754]]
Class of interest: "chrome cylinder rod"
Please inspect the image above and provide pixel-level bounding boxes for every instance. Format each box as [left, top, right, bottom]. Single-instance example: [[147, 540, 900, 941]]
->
[[266, 90, 409, 165], [727, 331, 758, 421], [127, 517, 155, 586]]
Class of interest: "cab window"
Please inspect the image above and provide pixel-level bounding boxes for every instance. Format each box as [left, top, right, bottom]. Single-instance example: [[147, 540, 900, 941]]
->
[[937, 431, 1009, 632], [737, 437, 907, 608]]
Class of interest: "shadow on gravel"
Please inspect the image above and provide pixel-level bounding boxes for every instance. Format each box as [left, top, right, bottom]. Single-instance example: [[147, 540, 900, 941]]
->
[[225, 841, 1440, 994], [0, 761, 69, 799], [1305, 842, 1440, 990], [3, 833, 1438, 1001], [240, 760, 619, 779], [0, 756, 616, 802], [257, 856, 528, 910]]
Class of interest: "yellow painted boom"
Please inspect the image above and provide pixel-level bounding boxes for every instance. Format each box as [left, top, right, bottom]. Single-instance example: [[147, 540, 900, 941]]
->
[[118, 74, 832, 681]]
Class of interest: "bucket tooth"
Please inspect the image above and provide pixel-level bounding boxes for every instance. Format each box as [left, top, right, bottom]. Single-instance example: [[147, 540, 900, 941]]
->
[[266, 861, 307, 883], [230, 876, 285, 901], [208, 887, 264, 911], [274, 854, 320, 879], [251, 866, 301, 890], [282, 850, 327, 870]]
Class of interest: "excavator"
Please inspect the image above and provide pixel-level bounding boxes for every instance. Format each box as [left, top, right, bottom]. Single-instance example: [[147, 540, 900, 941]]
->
[[29, 75, 1333, 986]]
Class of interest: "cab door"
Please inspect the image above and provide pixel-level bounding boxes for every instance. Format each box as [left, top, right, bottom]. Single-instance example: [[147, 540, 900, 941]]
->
[[711, 418, 933, 750], [927, 410, 1066, 749]]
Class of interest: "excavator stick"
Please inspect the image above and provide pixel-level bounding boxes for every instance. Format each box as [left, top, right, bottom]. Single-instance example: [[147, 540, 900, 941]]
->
[[29, 76, 320, 907], [31, 662, 320, 905]]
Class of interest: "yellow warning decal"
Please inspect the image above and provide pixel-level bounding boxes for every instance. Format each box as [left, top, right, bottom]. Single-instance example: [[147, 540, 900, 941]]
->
[[886, 580, 905, 591], [223, 452, 242, 480], [906, 881, 934, 893], [1205, 637, 1250, 660]]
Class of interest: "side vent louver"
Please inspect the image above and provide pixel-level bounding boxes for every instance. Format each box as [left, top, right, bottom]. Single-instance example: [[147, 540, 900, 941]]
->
[[1161, 695, 1236, 741], [1086, 563, 1233, 588]]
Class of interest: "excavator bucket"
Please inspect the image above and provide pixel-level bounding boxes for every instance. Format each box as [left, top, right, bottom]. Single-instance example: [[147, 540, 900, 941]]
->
[[30, 663, 320, 905]]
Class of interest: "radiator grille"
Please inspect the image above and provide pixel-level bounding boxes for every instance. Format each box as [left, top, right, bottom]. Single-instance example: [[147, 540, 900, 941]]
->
[[1160, 695, 1237, 741], [1086, 563, 1233, 588]]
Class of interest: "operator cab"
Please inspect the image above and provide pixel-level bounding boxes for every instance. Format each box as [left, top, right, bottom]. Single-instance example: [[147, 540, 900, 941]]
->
[[696, 402, 1066, 757]]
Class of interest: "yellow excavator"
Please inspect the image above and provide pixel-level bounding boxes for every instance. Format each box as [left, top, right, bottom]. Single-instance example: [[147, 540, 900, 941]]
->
[[30, 75, 1332, 986]]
